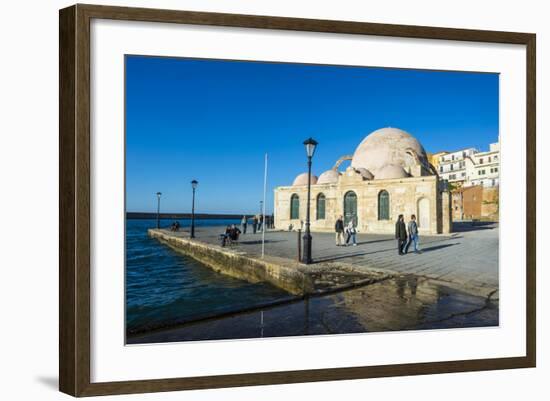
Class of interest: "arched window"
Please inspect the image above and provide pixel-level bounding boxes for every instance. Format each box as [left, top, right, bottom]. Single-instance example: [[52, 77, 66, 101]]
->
[[290, 194, 300, 220], [378, 190, 390, 220], [316, 193, 326, 220], [343, 191, 357, 226]]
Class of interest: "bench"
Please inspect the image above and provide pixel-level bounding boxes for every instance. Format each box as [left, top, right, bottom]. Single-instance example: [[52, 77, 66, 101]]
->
[[219, 233, 240, 247]]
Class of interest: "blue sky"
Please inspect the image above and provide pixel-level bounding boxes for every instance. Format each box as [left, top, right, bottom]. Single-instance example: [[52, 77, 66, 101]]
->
[[126, 55, 499, 214]]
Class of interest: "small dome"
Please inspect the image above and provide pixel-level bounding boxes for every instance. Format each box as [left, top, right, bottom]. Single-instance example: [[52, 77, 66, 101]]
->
[[351, 127, 429, 173], [317, 169, 340, 184], [293, 172, 318, 186], [374, 164, 410, 180], [355, 167, 374, 180]]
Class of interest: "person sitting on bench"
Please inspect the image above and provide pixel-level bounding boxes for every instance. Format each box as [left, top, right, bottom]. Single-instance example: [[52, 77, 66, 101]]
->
[[220, 225, 241, 247], [220, 225, 231, 246], [228, 224, 241, 243]]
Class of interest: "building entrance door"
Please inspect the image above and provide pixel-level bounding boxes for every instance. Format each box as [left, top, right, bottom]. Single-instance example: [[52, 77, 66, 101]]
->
[[344, 191, 358, 226], [418, 197, 430, 229]]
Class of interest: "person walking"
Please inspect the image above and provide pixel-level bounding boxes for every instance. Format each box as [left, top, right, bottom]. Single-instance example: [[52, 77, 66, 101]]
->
[[252, 215, 258, 234], [258, 214, 263, 231], [405, 214, 421, 254], [335, 215, 345, 246], [241, 215, 247, 234], [395, 214, 408, 255], [345, 220, 357, 246]]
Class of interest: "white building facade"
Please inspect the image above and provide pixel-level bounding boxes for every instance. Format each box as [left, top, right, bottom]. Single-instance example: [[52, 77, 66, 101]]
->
[[438, 148, 476, 185], [437, 142, 499, 188], [468, 142, 500, 187]]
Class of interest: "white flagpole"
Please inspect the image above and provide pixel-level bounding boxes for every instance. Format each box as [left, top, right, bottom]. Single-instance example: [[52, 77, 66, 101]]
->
[[261, 153, 268, 258]]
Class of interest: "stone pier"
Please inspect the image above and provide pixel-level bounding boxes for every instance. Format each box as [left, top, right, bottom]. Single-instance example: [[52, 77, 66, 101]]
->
[[148, 228, 390, 296]]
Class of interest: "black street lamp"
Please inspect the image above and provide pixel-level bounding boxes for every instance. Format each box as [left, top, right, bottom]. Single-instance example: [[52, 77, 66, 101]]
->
[[302, 137, 318, 264], [190, 180, 198, 238], [156, 192, 162, 229]]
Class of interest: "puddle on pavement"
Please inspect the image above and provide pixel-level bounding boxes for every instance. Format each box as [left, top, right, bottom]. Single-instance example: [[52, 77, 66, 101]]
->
[[128, 275, 498, 344]]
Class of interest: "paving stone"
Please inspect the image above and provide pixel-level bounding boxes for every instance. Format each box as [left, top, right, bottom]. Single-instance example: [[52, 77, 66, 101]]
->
[[165, 222, 498, 296]]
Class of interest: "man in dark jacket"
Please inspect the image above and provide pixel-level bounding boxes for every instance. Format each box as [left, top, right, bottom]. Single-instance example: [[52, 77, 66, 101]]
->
[[229, 224, 241, 241], [335, 215, 345, 246], [395, 214, 407, 255], [252, 215, 258, 234]]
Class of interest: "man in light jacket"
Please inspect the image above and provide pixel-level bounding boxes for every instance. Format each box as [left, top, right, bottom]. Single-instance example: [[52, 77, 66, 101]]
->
[[345, 220, 357, 246], [405, 214, 421, 254]]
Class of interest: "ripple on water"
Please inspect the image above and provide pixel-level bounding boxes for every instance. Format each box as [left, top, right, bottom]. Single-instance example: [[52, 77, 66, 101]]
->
[[125, 219, 290, 332]]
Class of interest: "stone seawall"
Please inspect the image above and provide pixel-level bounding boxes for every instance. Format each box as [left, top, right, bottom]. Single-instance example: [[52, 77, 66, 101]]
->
[[148, 229, 312, 295]]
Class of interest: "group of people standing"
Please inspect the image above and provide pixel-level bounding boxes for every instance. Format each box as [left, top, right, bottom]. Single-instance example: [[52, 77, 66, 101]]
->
[[334, 216, 358, 247], [240, 214, 274, 234], [333, 214, 421, 254], [395, 214, 421, 255]]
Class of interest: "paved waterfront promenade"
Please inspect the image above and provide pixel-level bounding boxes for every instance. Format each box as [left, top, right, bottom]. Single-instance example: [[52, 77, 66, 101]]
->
[[156, 222, 498, 298], [134, 222, 499, 343]]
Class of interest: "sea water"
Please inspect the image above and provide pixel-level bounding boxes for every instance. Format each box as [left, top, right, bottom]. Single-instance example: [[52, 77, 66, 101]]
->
[[125, 218, 289, 334]]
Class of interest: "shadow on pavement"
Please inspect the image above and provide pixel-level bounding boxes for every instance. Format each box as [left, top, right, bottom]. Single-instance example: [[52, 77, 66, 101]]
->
[[314, 247, 397, 263], [452, 221, 497, 232], [239, 239, 285, 245], [315, 240, 459, 263], [420, 243, 458, 252], [356, 238, 394, 245]]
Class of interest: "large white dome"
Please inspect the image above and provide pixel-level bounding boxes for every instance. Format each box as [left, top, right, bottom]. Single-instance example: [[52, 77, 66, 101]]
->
[[292, 172, 318, 186], [350, 127, 428, 174]]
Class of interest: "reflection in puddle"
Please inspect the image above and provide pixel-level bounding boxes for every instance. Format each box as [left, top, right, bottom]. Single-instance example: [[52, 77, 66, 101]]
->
[[128, 276, 498, 344]]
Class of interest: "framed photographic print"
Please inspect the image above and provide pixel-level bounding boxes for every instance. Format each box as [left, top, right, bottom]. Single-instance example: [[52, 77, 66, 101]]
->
[[59, 4, 536, 397]]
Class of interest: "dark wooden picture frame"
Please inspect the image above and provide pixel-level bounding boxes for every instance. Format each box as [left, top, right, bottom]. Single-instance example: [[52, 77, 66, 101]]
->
[[59, 3, 536, 397]]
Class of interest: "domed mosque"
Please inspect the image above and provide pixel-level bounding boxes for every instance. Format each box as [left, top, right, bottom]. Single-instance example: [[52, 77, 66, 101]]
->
[[274, 127, 452, 235]]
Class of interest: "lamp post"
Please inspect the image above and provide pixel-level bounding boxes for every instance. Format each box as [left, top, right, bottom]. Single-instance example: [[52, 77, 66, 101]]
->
[[190, 180, 198, 238], [156, 192, 162, 229], [258, 201, 265, 232], [302, 137, 318, 264]]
